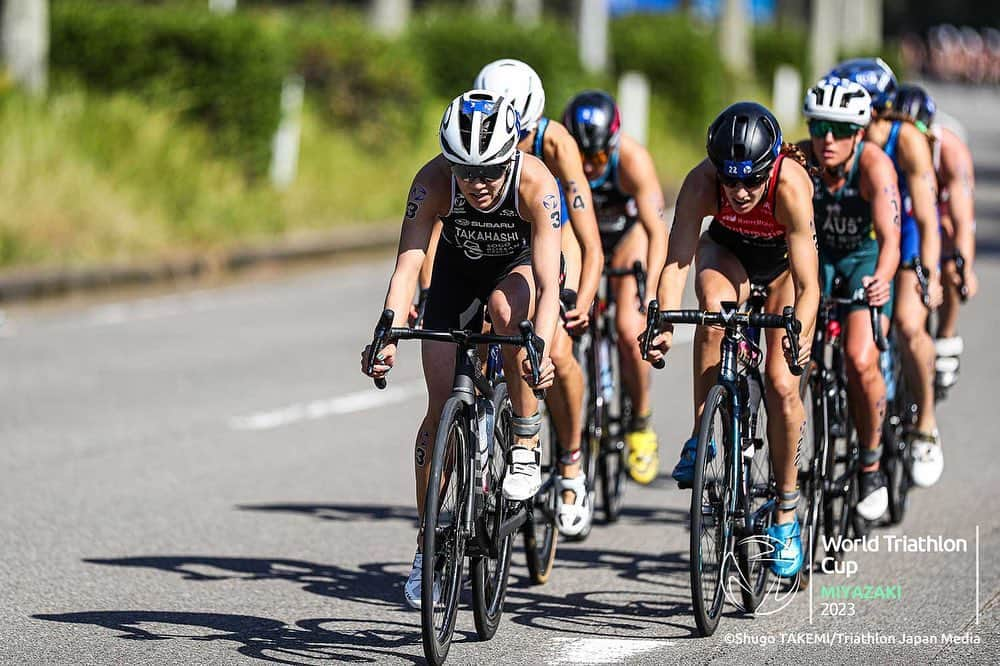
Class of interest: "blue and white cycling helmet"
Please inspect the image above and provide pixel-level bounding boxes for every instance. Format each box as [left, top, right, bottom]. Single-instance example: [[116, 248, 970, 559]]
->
[[439, 90, 520, 166], [827, 57, 897, 112]]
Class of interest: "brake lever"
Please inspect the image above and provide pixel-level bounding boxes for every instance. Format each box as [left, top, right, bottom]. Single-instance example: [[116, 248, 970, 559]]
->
[[518, 320, 546, 400], [782, 305, 804, 376], [367, 309, 394, 389], [641, 299, 665, 369]]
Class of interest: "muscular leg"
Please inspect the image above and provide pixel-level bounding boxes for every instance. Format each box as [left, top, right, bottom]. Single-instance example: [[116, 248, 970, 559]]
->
[[763, 271, 806, 526], [843, 310, 888, 462], [546, 325, 584, 500], [894, 270, 937, 433], [488, 265, 539, 436], [415, 340, 458, 545], [692, 234, 749, 431], [938, 259, 961, 339]]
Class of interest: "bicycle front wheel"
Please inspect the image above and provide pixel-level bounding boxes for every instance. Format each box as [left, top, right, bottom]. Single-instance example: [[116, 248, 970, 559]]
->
[[798, 362, 826, 582], [421, 397, 469, 665], [471, 384, 514, 640], [690, 384, 735, 637]]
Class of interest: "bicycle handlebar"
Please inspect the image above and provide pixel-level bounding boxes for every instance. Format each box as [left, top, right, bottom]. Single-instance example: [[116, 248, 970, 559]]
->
[[605, 260, 647, 313], [640, 301, 803, 375], [365, 309, 547, 398], [825, 293, 888, 352]]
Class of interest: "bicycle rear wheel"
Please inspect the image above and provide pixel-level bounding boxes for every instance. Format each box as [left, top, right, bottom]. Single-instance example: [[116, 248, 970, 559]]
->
[[421, 397, 469, 665], [690, 384, 735, 637], [524, 427, 558, 585], [601, 369, 628, 523], [471, 383, 514, 640], [822, 391, 855, 563], [738, 373, 772, 611]]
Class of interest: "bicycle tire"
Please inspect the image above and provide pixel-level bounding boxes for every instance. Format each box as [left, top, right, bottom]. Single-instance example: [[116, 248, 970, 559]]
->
[[690, 384, 735, 637], [524, 427, 558, 585], [822, 387, 854, 562], [738, 372, 772, 611], [601, 364, 629, 523], [798, 362, 826, 582], [421, 397, 469, 665], [883, 351, 912, 525], [471, 383, 514, 640]]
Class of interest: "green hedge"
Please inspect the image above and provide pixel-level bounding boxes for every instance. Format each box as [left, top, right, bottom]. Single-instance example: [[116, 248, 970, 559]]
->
[[285, 11, 427, 152], [611, 13, 728, 134], [753, 25, 810, 92], [407, 12, 599, 120], [50, 0, 287, 176]]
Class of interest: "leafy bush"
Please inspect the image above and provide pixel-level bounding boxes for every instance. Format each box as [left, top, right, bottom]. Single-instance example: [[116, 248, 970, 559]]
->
[[407, 12, 599, 119], [611, 13, 728, 133], [50, 0, 287, 176], [284, 11, 427, 151], [753, 24, 811, 91]]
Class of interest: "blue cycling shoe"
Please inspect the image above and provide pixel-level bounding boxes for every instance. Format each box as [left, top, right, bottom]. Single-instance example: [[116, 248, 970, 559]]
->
[[766, 519, 803, 578], [671, 436, 716, 489]]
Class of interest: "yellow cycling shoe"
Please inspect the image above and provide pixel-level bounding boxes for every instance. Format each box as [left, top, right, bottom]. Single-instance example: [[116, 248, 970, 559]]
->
[[625, 428, 660, 485]]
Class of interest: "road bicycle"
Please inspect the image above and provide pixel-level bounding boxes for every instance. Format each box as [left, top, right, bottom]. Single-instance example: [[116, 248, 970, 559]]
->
[[581, 260, 647, 523], [798, 279, 887, 578], [641, 290, 802, 636], [365, 310, 555, 665]]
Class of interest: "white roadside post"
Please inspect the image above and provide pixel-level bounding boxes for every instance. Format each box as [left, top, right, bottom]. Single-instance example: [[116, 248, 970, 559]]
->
[[718, 0, 753, 75], [270, 75, 305, 190], [370, 0, 410, 37], [773, 64, 802, 131], [618, 71, 650, 145], [809, 0, 839, 80], [2, 0, 49, 96], [578, 0, 609, 74], [514, 0, 543, 26], [208, 0, 237, 14]]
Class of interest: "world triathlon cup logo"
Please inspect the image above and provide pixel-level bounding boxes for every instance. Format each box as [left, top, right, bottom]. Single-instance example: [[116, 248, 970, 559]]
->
[[721, 533, 800, 615]]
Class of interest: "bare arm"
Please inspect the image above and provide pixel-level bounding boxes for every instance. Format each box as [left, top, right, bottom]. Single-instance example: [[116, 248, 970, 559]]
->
[[656, 160, 716, 311], [861, 147, 902, 289], [418, 221, 442, 290], [384, 165, 448, 326], [620, 136, 668, 309], [941, 130, 977, 268], [776, 162, 819, 362], [545, 122, 603, 318], [519, 157, 565, 355], [899, 123, 941, 282]]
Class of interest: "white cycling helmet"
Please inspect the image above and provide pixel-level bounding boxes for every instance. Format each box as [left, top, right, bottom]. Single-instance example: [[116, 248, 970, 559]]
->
[[440, 89, 520, 166], [803, 78, 872, 127], [474, 59, 546, 134]]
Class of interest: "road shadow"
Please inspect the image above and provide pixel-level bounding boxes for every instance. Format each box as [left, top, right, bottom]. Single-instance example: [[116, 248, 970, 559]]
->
[[83, 556, 404, 609], [237, 503, 418, 526], [32, 612, 426, 665]]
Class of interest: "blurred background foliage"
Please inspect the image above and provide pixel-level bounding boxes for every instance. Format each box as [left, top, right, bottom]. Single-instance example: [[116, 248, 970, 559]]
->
[[0, 0, 870, 268]]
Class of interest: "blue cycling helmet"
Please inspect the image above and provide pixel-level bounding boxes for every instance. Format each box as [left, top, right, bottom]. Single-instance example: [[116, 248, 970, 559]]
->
[[894, 84, 937, 131], [827, 57, 897, 112]]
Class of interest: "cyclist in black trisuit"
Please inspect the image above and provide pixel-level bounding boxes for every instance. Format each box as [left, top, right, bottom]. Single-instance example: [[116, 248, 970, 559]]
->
[[361, 90, 560, 609]]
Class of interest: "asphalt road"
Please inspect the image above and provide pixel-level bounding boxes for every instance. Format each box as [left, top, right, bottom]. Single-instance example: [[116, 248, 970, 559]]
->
[[2, 82, 999, 665]]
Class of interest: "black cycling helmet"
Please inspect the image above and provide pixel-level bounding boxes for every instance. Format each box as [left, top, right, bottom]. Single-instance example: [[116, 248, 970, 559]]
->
[[893, 83, 937, 130], [562, 90, 622, 156], [706, 101, 782, 182]]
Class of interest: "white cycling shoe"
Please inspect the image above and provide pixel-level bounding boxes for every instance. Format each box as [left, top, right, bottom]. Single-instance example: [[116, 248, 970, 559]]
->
[[910, 432, 944, 488], [555, 473, 592, 537], [403, 552, 440, 610], [502, 445, 542, 501], [935, 336, 963, 389]]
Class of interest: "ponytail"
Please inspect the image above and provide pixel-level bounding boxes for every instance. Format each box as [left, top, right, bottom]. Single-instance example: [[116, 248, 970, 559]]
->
[[780, 142, 819, 177]]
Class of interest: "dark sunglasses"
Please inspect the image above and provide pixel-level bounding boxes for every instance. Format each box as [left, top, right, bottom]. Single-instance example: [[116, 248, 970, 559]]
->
[[808, 119, 862, 139], [581, 149, 610, 168], [719, 171, 768, 189], [449, 161, 509, 183]]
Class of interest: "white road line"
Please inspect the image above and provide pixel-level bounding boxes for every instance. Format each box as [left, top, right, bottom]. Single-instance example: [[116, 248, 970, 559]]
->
[[547, 637, 674, 664], [229, 380, 425, 431]]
